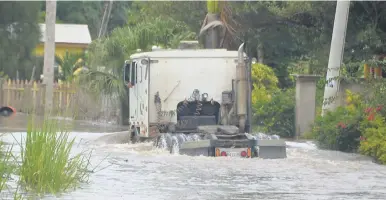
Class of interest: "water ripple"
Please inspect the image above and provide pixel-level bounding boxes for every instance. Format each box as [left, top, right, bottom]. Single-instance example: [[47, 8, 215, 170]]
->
[[1, 132, 386, 200]]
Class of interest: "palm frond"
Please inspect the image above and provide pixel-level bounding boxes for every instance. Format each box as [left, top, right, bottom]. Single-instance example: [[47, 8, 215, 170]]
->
[[77, 69, 127, 102], [83, 16, 197, 103], [200, 1, 240, 49], [55, 52, 86, 82], [219, 1, 240, 48]]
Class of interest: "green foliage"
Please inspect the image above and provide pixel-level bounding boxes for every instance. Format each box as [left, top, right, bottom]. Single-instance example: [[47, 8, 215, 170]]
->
[[251, 63, 279, 114], [55, 51, 85, 82], [356, 80, 386, 164], [54, 1, 131, 38], [207, 0, 220, 14], [311, 106, 363, 152], [253, 89, 296, 137], [359, 112, 386, 164], [127, 1, 205, 32], [83, 16, 196, 101], [87, 17, 195, 69], [0, 1, 41, 79], [251, 63, 295, 137], [310, 90, 364, 152], [19, 118, 92, 195], [232, 1, 336, 87]]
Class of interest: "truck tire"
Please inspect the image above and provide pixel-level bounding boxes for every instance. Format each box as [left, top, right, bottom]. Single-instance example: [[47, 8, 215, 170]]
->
[[169, 139, 179, 154], [130, 131, 140, 144], [253, 147, 259, 158], [153, 135, 160, 147]]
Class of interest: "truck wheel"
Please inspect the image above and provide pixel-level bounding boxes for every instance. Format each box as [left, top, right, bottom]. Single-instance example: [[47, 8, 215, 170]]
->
[[253, 147, 259, 158], [153, 136, 160, 147], [169, 139, 179, 154], [131, 133, 140, 144]]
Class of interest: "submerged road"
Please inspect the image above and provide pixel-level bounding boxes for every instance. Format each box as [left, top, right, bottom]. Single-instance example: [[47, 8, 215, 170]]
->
[[1, 115, 386, 200]]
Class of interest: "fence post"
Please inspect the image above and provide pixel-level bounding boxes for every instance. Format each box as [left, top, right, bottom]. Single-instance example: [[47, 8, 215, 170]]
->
[[23, 80, 32, 113]]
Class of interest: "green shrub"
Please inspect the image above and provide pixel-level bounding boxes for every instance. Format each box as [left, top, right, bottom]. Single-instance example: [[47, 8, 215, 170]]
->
[[251, 63, 280, 109], [310, 89, 366, 152], [19, 118, 92, 195], [356, 81, 386, 163], [253, 88, 295, 137], [359, 107, 386, 164], [310, 106, 363, 152], [251, 63, 295, 137]]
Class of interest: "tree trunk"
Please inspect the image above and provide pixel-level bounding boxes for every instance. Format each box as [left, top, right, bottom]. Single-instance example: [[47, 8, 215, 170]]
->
[[257, 42, 264, 64], [43, 0, 56, 113], [204, 13, 220, 49]]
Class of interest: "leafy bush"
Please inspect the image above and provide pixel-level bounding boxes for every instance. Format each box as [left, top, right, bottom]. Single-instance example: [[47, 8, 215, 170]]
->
[[311, 106, 362, 152], [310, 86, 386, 163], [253, 89, 295, 137], [251, 62, 279, 111], [359, 104, 386, 164], [251, 63, 295, 137], [310, 90, 364, 152]]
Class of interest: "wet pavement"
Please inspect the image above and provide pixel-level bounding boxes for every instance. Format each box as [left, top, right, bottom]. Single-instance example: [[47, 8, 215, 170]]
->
[[0, 113, 128, 133]]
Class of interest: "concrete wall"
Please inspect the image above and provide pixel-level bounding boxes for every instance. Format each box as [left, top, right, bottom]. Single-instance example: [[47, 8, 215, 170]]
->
[[293, 76, 366, 138], [337, 79, 366, 107]]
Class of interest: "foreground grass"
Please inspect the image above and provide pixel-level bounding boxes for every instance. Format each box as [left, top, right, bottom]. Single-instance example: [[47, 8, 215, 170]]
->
[[19, 118, 92, 195]]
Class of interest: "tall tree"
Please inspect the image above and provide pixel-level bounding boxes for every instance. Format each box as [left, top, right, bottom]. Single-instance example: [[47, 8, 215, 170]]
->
[[0, 1, 41, 79], [83, 16, 196, 98], [43, 1, 132, 39]]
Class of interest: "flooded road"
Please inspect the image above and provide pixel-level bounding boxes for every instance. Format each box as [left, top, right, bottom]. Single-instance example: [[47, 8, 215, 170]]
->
[[2, 131, 385, 200]]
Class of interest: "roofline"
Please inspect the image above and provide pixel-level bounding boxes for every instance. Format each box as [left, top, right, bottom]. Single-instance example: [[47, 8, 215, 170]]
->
[[129, 50, 247, 59], [130, 55, 245, 59], [38, 23, 91, 45]]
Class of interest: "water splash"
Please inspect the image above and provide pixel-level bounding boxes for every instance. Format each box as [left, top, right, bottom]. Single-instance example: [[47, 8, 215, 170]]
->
[[155, 133, 202, 154], [156, 132, 279, 154], [245, 133, 280, 140]]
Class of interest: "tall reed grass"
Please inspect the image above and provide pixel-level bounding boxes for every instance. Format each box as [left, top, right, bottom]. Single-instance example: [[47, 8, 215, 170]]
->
[[19, 118, 92, 195]]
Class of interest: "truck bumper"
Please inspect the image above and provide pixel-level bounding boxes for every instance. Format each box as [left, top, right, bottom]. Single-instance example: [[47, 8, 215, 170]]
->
[[179, 139, 287, 159]]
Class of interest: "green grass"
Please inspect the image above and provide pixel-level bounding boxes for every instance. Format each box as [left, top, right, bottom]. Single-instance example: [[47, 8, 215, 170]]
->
[[19, 117, 92, 196]]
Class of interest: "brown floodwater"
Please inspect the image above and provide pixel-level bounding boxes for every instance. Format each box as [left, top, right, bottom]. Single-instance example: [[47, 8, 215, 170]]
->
[[1, 114, 386, 200]]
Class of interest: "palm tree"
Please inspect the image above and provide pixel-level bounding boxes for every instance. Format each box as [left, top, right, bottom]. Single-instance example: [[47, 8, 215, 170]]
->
[[200, 0, 238, 49], [81, 17, 195, 96], [54, 51, 85, 83], [78, 17, 196, 124]]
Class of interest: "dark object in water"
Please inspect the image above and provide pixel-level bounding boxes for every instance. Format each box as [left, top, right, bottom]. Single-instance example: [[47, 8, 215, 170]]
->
[[0, 106, 16, 117]]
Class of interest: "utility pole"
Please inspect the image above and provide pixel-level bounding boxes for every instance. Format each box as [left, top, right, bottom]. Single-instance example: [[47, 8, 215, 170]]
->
[[43, 0, 57, 113], [98, 1, 108, 39], [322, 0, 350, 116], [98, 0, 113, 39], [101, 0, 113, 37]]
